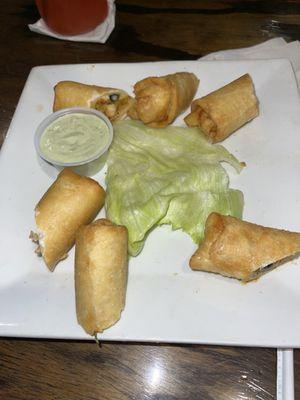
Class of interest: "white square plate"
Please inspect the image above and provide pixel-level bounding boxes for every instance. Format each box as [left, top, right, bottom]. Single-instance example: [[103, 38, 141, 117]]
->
[[1, 59, 300, 347]]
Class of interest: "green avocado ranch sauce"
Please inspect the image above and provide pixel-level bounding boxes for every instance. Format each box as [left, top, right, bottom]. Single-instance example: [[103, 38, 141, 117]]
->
[[40, 113, 111, 164]]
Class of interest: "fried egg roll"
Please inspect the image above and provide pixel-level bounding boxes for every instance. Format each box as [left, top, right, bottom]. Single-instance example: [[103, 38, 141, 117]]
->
[[75, 219, 128, 335], [190, 213, 300, 281], [53, 81, 134, 121], [184, 74, 259, 143], [31, 168, 105, 271], [128, 72, 199, 128]]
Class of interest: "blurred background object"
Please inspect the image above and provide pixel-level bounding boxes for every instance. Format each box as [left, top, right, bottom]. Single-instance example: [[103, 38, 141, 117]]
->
[[35, 0, 108, 35]]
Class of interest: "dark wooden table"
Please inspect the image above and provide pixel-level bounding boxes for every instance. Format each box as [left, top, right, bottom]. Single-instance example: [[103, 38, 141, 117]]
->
[[1, 1, 300, 399]]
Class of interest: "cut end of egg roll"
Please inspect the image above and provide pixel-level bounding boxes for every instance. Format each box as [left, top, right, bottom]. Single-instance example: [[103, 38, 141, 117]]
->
[[189, 212, 300, 282], [128, 72, 199, 128], [31, 168, 105, 271], [184, 74, 259, 143], [75, 218, 128, 335], [53, 81, 134, 121]]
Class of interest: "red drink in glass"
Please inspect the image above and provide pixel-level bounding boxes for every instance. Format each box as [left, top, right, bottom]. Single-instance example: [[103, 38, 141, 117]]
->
[[35, 0, 108, 36]]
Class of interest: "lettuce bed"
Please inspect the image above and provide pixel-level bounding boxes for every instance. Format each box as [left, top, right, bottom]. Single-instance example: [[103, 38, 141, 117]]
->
[[106, 120, 244, 256]]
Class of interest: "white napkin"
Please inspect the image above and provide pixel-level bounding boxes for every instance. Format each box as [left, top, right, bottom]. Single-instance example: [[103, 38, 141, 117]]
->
[[28, 0, 115, 43], [200, 37, 300, 86], [201, 37, 297, 400], [277, 349, 294, 400]]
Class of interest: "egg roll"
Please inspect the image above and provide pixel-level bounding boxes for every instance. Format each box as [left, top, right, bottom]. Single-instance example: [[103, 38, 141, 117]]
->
[[53, 81, 134, 121], [190, 212, 300, 282], [128, 72, 199, 128], [184, 74, 259, 143], [75, 219, 128, 335], [31, 168, 105, 271]]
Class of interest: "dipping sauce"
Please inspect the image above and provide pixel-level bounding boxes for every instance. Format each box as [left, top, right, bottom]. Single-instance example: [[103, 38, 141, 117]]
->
[[39, 113, 111, 164]]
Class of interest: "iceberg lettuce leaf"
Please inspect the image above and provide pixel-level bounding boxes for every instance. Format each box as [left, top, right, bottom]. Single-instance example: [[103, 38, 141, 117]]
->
[[106, 120, 244, 256]]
